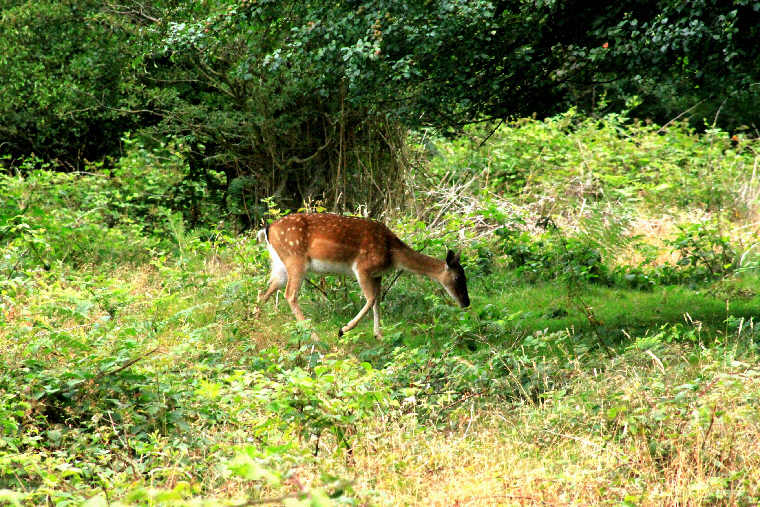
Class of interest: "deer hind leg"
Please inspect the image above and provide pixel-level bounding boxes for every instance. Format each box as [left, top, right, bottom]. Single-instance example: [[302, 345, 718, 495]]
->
[[282, 261, 320, 340], [254, 271, 285, 321], [339, 274, 382, 338], [259, 270, 287, 304], [282, 261, 308, 323]]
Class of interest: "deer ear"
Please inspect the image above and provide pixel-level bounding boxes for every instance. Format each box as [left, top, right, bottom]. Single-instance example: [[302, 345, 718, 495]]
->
[[446, 249, 460, 267]]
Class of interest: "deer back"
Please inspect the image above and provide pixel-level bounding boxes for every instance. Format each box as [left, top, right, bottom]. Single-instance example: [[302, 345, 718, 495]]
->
[[266, 214, 401, 276]]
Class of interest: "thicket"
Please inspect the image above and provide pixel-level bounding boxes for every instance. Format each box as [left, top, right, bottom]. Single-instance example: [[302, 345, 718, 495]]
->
[[0, 0, 413, 220], [0, 0, 147, 166], [276, 0, 760, 131]]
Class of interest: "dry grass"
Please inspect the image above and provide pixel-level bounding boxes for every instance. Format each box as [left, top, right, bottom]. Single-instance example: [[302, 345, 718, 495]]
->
[[321, 349, 760, 507], [612, 213, 699, 268]]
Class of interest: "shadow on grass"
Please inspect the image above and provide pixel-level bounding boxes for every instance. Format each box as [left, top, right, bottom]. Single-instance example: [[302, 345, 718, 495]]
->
[[503, 280, 760, 343]]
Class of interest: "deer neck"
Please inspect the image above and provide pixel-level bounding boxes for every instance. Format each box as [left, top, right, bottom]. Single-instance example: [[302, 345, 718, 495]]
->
[[393, 244, 446, 281]]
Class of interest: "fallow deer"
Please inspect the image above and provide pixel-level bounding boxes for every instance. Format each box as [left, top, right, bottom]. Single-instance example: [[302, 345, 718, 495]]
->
[[257, 213, 470, 339]]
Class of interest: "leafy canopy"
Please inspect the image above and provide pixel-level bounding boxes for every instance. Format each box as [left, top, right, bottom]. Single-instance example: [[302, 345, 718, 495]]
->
[[262, 0, 760, 130]]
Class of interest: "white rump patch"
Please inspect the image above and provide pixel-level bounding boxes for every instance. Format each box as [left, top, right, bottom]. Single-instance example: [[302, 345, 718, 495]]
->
[[267, 243, 288, 286]]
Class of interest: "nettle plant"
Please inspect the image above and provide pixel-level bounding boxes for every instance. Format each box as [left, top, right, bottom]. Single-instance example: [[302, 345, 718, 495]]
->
[[668, 218, 738, 281]]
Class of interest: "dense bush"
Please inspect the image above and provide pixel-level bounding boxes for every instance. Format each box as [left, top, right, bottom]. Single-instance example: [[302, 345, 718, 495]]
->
[[494, 213, 751, 290], [0, 0, 147, 166]]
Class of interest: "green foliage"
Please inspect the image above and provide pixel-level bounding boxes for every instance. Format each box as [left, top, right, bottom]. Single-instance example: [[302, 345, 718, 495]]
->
[[376, 326, 590, 427], [0, 0, 145, 165], [275, 0, 760, 131], [4, 109, 760, 505], [4, 0, 760, 202], [430, 110, 760, 215], [130, 0, 411, 217], [669, 218, 738, 280], [497, 227, 607, 285], [0, 138, 226, 278], [223, 349, 387, 455], [0, 261, 384, 504], [496, 215, 752, 290], [424, 110, 760, 295]]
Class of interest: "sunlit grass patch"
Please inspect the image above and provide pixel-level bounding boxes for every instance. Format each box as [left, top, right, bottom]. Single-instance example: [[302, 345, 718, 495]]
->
[[341, 341, 760, 506]]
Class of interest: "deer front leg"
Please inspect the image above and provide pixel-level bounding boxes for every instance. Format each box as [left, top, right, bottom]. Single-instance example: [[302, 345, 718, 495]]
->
[[339, 275, 382, 338], [372, 292, 383, 340]]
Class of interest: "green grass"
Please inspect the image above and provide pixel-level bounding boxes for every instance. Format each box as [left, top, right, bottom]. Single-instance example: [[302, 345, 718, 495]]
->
[[3, 233, 760, 506], [280, 270, 760, 353], [493, 279, 760, 340]]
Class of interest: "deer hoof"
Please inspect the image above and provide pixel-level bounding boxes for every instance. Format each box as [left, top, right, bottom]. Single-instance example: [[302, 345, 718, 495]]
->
[[338, 328, 344, 337]]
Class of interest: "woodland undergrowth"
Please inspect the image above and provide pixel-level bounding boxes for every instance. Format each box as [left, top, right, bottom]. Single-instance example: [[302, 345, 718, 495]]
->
[[2, 111, 760, 506]]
